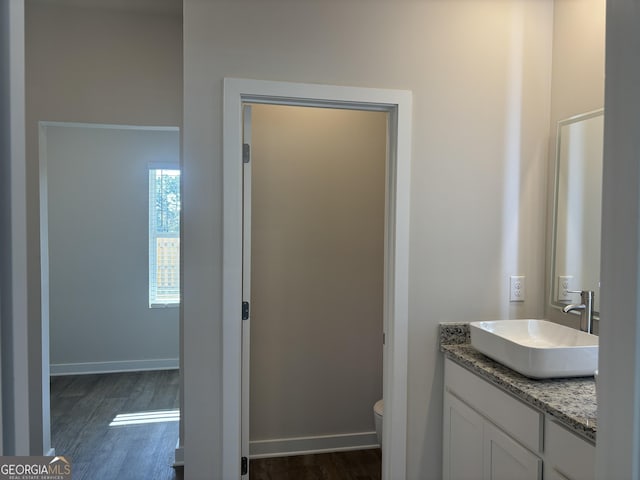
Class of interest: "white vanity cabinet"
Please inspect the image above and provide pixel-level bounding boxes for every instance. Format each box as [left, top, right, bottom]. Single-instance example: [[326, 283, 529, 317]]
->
[[443, 359, 542, 480], [443, 358, 595, 480], [444, 392, 541, 480]]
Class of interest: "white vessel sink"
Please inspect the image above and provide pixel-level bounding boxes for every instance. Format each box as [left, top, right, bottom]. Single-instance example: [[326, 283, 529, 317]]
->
[[470, 319, 598, 379]]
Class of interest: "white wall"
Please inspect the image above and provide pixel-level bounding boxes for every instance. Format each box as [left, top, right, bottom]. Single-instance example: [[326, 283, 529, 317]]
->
[[183, 1, 553, 477], [10, 0, 639, 477], [598, 1, 640, 476], [545, 0, 605, 327], [249, 105, 385, 450], [550, 0, 606, 121], [44, 125, 179, 373]]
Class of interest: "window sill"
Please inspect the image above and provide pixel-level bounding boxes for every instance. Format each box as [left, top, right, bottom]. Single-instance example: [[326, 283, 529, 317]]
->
[[149, 303, 180, 309]]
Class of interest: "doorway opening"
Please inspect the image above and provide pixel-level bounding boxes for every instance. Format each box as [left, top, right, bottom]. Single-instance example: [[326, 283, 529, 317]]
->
[[246, 103, 386, 465], [39, 122, 182, 476], [222, 79, 412, 479]]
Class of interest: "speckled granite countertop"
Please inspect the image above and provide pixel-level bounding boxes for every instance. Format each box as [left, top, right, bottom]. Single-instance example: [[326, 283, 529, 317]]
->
[[440, 323, 597, 443]]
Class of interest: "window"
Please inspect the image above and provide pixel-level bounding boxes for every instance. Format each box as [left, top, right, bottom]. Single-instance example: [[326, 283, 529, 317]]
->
[[149, 165, 180, 307]]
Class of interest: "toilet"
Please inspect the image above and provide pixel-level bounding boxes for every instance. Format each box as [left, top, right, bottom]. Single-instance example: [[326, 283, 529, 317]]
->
[[373, 399, 383, 446]]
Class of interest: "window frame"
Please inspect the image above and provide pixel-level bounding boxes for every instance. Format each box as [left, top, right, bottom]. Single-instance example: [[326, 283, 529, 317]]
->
[[148, 162, 181, 308]]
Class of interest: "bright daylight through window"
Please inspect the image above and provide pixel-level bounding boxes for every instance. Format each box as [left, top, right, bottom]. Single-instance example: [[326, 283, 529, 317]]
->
[[149, 166, 180, 307]]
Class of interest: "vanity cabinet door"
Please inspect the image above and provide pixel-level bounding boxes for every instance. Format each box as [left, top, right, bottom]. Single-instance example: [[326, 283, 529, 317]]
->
[[484, 421, 542, 480], [443, 392, 541, 480], [544, 418, 595, 480], [443, 392, 484, 480]]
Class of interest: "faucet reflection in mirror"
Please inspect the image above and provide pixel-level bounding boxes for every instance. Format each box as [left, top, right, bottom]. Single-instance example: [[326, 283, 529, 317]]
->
[[551, 110, 603, 319]]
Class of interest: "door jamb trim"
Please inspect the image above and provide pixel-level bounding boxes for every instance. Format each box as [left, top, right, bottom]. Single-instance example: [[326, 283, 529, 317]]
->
[[222, 78, 412, 479]]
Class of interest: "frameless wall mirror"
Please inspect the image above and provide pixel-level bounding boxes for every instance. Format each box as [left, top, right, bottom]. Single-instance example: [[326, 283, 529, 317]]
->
[[551, 109, 604, 317]]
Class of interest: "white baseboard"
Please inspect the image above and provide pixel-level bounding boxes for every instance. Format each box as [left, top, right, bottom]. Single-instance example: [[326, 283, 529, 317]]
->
[[249, 431, 379, 459], [50, 358, 179, 376]]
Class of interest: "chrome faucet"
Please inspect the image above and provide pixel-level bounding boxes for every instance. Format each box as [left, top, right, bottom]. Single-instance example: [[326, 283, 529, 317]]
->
[[562, 290, 595, 334]]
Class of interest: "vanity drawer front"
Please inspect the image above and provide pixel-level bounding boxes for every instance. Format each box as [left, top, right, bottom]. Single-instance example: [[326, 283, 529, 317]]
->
[[544, 417, 595, 480], [444, 359, 542, 453]]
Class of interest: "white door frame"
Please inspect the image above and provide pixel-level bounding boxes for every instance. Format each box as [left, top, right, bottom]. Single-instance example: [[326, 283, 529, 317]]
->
[[222, 78, 412, 479], [38, 121, 182, 459]]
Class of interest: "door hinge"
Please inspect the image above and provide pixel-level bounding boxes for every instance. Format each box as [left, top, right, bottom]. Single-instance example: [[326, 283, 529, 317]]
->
[[242, 143, 250, 164], [242, 301, 250, 320], [241, 456, 248, 475]]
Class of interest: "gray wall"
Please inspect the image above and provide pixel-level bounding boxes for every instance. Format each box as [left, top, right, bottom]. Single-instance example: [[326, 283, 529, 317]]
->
[[182, 1, 553, 477], [249, 105, 385, 445], [1, 0, 37, 455], [45, 125, 179, 373], [0, 0, 11, 453], [544, 0, 605, 327], [25, 5, 182, 364], [24, 0, 182, 454]]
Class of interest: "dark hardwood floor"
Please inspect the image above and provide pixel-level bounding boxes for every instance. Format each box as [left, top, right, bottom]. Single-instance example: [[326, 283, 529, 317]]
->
[[50, 370, 182, 480], [52, 370, 378, 479], [250, 449, 382, 480]]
